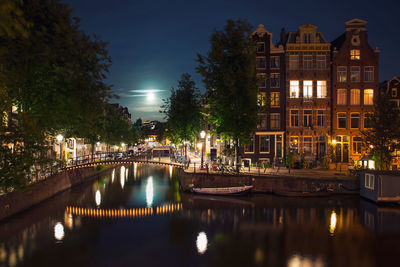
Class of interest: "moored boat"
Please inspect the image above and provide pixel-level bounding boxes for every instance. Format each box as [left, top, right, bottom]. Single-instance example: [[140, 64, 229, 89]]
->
[[192, 185, 253, 195]]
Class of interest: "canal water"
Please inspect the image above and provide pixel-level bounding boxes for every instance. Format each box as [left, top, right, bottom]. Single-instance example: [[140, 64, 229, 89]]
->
[[0, 164, 399, 267]]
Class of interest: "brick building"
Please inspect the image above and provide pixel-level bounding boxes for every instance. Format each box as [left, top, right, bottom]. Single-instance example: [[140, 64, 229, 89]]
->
[[331, 19, 379, 164], [283, 24, 331, 161], [241, 24, 285, 166]]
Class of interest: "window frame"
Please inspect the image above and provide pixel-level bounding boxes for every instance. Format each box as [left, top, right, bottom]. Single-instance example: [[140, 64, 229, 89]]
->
[[290, 80, 299, 98], [270, 113, 280, 129], [351, 49, 360, 60], [289, 55, 299, 70], [316, 55, 326, 69], [270, 92, 280, 107], [364, 66, 374, 82], [303, 136, 313, 154], [317, 80, 327, 98], [364, 89, 374, 106], [270, 56, 280, 69], [337, 89, 347, 105], [256, 42, 265, 53], [303, 55, 313, 69], [317, 110, 327, 127], [259, 135, 270, 153], [303, 80, 313, 99], [350, 66, 360, 83], [303, 109, 313, 127], [350, 113, 360, 129], [352, 136, 362, 155], [338, 112, 347, 129], [337, 66, 347, 83], [290, 109, 299, 127], [256, 56, 266, 69], [350, 89, 360, 106], [270, 73, 280, 88]]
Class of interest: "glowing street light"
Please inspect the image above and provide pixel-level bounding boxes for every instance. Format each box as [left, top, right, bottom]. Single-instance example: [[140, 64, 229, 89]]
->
[[54, 222, 64, 241], [200, 130, 206, 169]]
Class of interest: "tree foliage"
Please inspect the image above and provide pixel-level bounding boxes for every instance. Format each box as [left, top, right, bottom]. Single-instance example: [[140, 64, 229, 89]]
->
[[362, 92, 400, 170], [0, 0, 113, 191], [197, 19, 258, 165], [161, 73, 202, 157]]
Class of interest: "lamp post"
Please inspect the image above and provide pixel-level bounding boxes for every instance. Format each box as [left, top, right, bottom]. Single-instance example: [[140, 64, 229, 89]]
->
[[56, 134, 63, 160], [200, 130, 206, 169]]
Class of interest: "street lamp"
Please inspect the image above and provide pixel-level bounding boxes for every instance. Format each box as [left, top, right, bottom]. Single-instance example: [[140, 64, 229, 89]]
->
[[56, 134, 63, 160], [200, 130, 206, 168]]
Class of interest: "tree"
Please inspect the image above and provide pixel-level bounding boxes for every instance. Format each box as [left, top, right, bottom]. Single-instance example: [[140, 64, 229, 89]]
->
[[362, 92, 400, 170], [161, 73, 202, 160], [197, 19, 259, 169], [0, 0, 112, 191]]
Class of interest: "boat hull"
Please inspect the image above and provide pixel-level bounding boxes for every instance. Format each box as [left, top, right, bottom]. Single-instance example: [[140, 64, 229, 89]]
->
[[192, 185, 253, 195]]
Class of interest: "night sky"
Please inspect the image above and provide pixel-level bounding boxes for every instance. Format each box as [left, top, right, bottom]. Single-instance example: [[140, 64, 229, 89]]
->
[[65, 0, 400, 122]]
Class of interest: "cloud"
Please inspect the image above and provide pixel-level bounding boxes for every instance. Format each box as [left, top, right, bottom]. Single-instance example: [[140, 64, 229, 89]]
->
[[132, 106, 161, 113], [129, 89, 165, 93]]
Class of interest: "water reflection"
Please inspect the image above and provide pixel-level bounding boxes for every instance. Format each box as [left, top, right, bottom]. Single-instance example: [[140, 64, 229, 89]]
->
[[329, 210, 337, 236], [146, 176, 154, 207], [95, 190, 101, 207], [54, 222, 64, 241], [196, 232, 207, 254], [134, 163, 137, 180], [111, 169, 115, 183], [169, 165, 173, 178], [1, 165, 400, 267]]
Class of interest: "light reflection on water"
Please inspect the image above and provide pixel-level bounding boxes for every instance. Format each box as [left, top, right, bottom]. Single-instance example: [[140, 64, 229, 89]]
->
[[0, 164, 399, 267]]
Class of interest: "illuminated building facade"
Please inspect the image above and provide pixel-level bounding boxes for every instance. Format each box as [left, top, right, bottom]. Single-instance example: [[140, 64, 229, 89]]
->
[[331, 19, 379, 165], [283, 24, 331, 161]]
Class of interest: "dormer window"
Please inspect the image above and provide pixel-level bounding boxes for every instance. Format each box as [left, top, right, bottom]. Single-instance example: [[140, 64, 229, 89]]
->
[[351, 49, 360, 60]]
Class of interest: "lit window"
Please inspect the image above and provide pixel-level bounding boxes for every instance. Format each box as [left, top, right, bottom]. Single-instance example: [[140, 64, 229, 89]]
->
[[350, 113, 360, 129], [270, 113, 280, 129], [290, 110, 299, 127], [364, 113, 373, 128], [270, 92, 280, 107], [303, 80, 313, 99], [364, 67, 374, 82], [303, 110, 312, 127], [337, 67, 347, 83], [317, 110, 327, 127], [257, 42, 265, 53], [337, 89, 347, 105], [392, 88, 398, 97], [244, 136, 254, 153], [317, 55, 326, 69], [364, 89, 374, 105], [303, 55, 313, 69], [256, 57, 266, 69], [317, 81, 327, 98], [303, 137, 312, 154], [270, 73, 280, 88], [290, 80, 299, 98], [258, 92, 266, 106], [259, 135, 270, 153], [350, 66, 360, 82], [257, 73, 266, 88], [353, 137, 362, 154], [289, 136, 299, 153], [338, 113, 347, 129], [289, 55, 299, 70], [350, 89, 360, 105], [351, 49, 360, 60], [270, 56, 280, 69]]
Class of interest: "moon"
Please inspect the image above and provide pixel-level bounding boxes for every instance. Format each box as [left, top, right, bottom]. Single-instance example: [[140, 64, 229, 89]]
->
[[146, 91, 155, 103]]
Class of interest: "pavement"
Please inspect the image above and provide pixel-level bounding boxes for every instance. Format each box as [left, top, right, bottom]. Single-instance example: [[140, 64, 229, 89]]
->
[[152, 157, 356, 180]]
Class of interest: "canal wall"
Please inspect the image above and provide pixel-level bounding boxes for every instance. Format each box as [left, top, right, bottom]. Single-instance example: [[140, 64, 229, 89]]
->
[[0, 166, 112, 221], [177, 169, 359, 196]]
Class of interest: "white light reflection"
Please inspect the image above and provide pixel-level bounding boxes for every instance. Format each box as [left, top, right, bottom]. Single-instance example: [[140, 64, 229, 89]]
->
[[95, 190, 101, 206], [120, 166, 125, 189], [146, 176, 154, 207], [287, 254, 324, 267], [169, 166, 173, 179], [330, 210, 337, 236], [196, 232, 208, 254], [134, 163, 137, 180], [126, 168, 129, 181], [111, 169, 115, 183], [54, 222, 64, 241]]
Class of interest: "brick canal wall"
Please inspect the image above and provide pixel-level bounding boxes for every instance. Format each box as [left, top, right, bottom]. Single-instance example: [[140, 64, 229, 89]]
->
[[0, 166, 112, 221], [177, 169, 360, 196]]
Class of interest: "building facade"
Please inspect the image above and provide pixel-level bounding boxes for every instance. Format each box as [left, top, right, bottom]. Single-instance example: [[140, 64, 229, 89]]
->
[[242, 24, 285, 166], [331, 19, 379, 164], [284, 24, 331, 161]]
